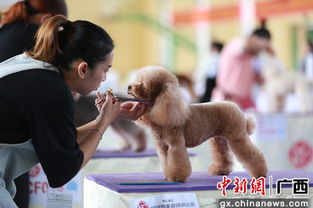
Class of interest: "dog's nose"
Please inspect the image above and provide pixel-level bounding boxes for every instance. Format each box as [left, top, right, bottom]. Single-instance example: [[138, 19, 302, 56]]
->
[[128, 85, 132, 90]]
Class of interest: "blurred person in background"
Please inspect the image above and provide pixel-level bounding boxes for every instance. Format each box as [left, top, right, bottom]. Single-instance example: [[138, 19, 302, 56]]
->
[[0, 1, 67, 207], [302, 39, 313, 81], [0, 0, 67, 61], [176, 73, 198, 103], [194, 41, 224, 102], [211, 27, 271, 110]]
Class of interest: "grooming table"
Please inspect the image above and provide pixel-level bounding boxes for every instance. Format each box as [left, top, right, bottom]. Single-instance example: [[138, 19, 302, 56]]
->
[[82, 148, 203, 176], [29, 149, 202, 208], [84, 170, 313, 208]]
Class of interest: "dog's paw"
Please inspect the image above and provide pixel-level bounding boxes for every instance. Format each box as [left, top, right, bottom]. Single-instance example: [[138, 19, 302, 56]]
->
[[250, 169, 268, 179], [132, 143, 146, 152], [252, 173, 268, 179], [208, 164, 232, 176], [166, 170, 191, 183], [119, 143, 131, 151], [167, 175, 188, 183], [133, 146, 145, 152]]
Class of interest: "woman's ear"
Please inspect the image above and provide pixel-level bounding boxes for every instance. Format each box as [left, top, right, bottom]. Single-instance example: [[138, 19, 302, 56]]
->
[[77, 61, 89, 79], [150, 83, 189, 127]]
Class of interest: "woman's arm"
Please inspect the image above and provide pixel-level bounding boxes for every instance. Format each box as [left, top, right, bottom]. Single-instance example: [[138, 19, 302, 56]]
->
[[76, 120, 97, 144], [77, 93, 120, 168], [77, 93, 148, 168], [78, 119, 110, 168]]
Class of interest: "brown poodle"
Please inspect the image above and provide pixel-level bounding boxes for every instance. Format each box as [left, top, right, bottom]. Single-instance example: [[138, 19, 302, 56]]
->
[[128, 66, 268, 182]]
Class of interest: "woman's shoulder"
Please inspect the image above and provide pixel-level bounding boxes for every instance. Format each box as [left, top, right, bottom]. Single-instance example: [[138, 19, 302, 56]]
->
[[2, 69, 71, 99], [0, 22, 40, 62], [23, 69, 70, 94], [1, 21, 39, 33]]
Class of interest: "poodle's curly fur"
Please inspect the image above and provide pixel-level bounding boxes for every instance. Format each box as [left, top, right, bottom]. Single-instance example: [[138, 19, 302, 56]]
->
[[128, 66, 268, 182]]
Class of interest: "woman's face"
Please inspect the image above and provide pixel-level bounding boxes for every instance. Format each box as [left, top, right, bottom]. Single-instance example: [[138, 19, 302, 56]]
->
[[80, 51, 114, 95], [248, 36, 270, 55]]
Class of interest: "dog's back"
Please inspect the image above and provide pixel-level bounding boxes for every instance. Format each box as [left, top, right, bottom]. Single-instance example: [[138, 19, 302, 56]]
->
[[183, 101, 250, 147]]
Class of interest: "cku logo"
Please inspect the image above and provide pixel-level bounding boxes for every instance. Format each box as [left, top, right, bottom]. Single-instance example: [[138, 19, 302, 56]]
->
[[289, 140, 313, 168], [137, 200, 149, 208]]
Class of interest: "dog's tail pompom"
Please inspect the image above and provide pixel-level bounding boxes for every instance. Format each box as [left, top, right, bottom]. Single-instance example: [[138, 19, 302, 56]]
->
[[246, 116, 256, 135]]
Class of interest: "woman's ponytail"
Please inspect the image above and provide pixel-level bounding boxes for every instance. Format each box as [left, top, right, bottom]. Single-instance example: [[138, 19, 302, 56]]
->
[[28, 15, 114, 71], [27, 15, 68, 63], [260, 18, 267, 30], [1, 1, 28, 25]]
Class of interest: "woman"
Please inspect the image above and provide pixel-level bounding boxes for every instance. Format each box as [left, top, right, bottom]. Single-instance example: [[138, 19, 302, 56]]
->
[[0, 0, 67, 62], [0, 1, 67, 207], [0, 15, 147, 208]]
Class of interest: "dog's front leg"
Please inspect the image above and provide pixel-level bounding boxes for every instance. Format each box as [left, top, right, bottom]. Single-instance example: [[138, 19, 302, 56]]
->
[[165, 132, 191, 183]]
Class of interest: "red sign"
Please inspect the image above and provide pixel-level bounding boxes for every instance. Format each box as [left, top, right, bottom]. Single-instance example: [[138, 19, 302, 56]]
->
[[289, 140, 313, 168], [250, 177, 266, 196], [217, 176, 232, 196], [173, 0, 313, 25], [137, 201, 149, 208], [233, 177, 248, 195]]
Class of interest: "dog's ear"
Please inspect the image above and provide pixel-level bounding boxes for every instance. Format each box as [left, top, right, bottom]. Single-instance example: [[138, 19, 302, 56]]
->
[[150, 83, 189, 127]]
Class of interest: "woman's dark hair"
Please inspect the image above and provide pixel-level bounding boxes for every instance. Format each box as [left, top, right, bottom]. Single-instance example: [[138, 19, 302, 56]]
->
[[211, 41, 224, 53], [1, 0, 67, 25], [27, 15, 114, 70], [252, 19, 271, 40], [252, 28, 271, 40], [308, 40, 313, 53]]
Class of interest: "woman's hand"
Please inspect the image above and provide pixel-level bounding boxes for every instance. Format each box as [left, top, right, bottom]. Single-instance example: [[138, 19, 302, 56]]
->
[[117, 101, 148, 120], [95, 92, 120, 126]]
